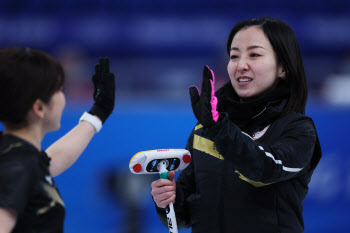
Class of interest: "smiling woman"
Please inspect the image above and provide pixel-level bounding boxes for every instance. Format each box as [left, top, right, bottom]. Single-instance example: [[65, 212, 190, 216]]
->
[[151, 17, 322, 233]]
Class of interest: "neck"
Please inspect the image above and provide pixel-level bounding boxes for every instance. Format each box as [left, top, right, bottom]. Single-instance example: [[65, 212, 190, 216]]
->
[[4, 125, 44, 151]]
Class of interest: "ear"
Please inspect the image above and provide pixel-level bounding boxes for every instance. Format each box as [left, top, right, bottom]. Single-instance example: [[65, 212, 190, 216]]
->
[[277, 66, 286, 79], [31, 99, 45, 119]]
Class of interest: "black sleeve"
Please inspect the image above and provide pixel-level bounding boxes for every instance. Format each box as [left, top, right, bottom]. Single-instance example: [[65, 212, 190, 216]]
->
[[155, 128, 196, 229], [198, 114, 317, 184], [0, 155, 36, 213]]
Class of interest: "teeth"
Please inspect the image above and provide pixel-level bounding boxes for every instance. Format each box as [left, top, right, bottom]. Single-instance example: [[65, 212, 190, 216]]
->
[[238, 78, 252, 82]]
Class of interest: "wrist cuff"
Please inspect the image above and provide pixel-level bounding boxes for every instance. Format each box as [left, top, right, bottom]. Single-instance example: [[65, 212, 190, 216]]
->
[[79, 112, 102, 133]]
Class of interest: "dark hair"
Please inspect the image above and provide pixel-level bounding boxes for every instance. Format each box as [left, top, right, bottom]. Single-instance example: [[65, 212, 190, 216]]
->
[[0, 47, 65, 128], [227, 17, 307, 114]]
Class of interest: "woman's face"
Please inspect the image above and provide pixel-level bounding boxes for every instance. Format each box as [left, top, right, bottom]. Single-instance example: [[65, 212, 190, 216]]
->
[[227, 26, 284, 99], [43, 89, 66, 132]]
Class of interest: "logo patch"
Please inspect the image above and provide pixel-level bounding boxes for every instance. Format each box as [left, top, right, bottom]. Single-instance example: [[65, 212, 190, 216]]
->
[[45, 175, 53, 185], [252, 125, 270, 140]]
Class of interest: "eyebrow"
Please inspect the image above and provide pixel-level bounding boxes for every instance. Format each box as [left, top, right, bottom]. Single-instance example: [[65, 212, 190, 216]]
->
[[230, 45, 265, 51]]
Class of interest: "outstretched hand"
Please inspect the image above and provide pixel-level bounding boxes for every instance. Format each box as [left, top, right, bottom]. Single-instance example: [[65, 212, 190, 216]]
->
[[189, 66, 219, 128], [89, 57, 115, 124]]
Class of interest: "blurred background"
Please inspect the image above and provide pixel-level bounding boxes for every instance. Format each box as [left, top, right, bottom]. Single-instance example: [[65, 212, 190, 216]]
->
[[0, 0, 350, 232]]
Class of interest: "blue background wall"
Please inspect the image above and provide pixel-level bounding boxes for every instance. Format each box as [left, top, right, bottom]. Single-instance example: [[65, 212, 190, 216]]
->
[[1, 0, 350, 232]]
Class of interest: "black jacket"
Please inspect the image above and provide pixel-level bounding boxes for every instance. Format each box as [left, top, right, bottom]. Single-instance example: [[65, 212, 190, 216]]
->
[[0, 133, 65, 233], [156, 83, 322, 233]]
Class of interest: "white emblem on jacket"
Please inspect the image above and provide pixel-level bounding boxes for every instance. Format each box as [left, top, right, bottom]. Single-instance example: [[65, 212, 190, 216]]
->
[[252, 125, 270, 140], [45, 175, 53, 185]]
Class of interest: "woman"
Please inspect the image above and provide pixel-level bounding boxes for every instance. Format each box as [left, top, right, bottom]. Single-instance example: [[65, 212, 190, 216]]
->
[[0, 47, 115, 233], [152, 17, 322, 233]]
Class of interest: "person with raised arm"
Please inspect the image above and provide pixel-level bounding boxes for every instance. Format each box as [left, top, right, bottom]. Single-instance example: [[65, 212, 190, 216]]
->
[[152, 17, 322, 233], [0, 47, 115, 233]]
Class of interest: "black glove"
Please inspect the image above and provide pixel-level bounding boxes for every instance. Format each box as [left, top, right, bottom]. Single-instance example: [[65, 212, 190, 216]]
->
[[189, 65, 219, 128], [88, 57, 115, 124]]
